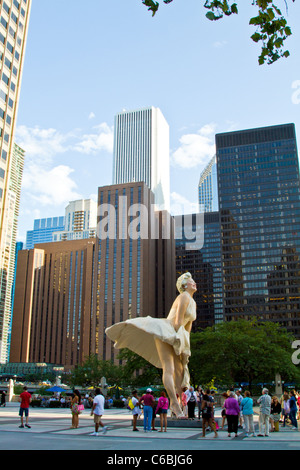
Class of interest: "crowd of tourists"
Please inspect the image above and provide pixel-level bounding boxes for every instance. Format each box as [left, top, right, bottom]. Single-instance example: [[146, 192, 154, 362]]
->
[[14, 384, 300, 438]]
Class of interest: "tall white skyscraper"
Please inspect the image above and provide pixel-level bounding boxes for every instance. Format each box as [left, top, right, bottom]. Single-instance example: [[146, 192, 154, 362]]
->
[[53, 199, 97, 241], [198, 155, 219, 213], [113, 107, 170, 211], [0, 0, 31, 363]]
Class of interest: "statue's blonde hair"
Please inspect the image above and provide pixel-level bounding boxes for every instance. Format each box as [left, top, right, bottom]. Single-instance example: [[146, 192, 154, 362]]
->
[[176, 272, 192, 294]]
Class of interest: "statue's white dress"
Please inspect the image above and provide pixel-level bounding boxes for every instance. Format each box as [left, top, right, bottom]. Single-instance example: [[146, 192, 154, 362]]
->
[[105, 293, 196, 387]]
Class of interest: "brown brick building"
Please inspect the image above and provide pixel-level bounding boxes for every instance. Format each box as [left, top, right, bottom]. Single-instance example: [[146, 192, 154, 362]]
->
[[10, 182, 176, 368]]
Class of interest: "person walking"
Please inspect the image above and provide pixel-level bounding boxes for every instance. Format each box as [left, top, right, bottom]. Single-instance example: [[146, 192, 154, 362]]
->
[[90, 388, 108, 436], [241, 391, 256, 437], [18, 386, 32, 428], [257, 388, 271, 436], [186, 386, 197, 419], [139, 388, 155, 432], [156, 391, 169, 432], [201, 391, 218, 438], [224, 391, 240, 437], [289, 390, 298, 430]]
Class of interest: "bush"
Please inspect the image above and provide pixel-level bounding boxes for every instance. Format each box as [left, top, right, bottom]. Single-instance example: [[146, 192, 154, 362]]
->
[[49, 400, 61, 408], [113, 399, 125, 408], [30, 400, 41, 407]]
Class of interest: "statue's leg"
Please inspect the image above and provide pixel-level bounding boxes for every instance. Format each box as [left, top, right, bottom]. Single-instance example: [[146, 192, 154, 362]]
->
[[173, 354, 184, 407], [155, 338, 182, 417]]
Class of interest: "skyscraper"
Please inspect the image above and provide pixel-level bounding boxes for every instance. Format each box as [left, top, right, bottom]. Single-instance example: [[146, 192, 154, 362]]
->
[[198, 155, 218, 212], [113, 107, 170, 211], [10, 182, 176, 367], [52, 199, 97, 242], [216, 123, 300, 338], [26, 216, 65, 249], [0, 0, 31, 362], [0, 143, 25, 363], [175, 211, 223, 330]]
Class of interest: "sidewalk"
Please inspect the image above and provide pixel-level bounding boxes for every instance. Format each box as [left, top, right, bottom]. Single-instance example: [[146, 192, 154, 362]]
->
[[1, 402, 299, 442]]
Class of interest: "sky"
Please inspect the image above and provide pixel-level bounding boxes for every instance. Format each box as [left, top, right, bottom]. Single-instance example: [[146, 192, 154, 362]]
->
[[14, 0, 300, 244]]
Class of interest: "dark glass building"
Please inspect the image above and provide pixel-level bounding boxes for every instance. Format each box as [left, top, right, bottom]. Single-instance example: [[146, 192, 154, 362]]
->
[[216, 123, 300, 337], [175, 212, 223, 331]]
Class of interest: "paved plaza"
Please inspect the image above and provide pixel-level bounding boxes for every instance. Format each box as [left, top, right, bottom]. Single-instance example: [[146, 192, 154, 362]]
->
[[0, 402, 299, 452]]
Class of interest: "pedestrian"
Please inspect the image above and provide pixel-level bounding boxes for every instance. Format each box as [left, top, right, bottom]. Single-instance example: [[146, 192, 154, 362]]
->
[[240, 391, 256, 437], [270, 396, 281, 432], [297, 391, 300, 420], [139, 388, 155, 432], [257, 388, 271, 436], [201, 390, 218, 438], [196, 386, 203, 419], [150, 392, 158, 431], [289, 390, 298, 430], [130, 390, 141, 432], [90, 388, 108, 436], [156, 391, 169, 432], [1, 390, 6, 407], [235, 389, 243, 428], [18, 386, 32, 428], [224, 391, 240, 437], [181, 387, 188, 417], [282, 391, 290, 427], [221, 392, 228, 430], [186, 386, 197, 419], [70, 389, 82, 429]]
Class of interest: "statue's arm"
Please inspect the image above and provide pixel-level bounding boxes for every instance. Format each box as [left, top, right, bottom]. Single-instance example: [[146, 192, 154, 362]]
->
[[174, 294, 189, 331], [185, 321, 192, 334]]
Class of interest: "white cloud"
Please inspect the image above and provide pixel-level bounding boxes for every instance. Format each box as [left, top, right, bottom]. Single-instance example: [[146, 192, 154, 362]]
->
[[15, 122, 114, 159], [213, 40, 228, 48], [72, 123, 114, 154], [88, 112, 96, 119], [171, 123, 216, 169], [15, 125, 72, 162], [15, 121, 113, 212], [22, 164, 82, 206]]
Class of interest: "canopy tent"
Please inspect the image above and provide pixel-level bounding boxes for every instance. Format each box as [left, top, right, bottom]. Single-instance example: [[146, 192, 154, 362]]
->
[[46, 386, 66, 393]]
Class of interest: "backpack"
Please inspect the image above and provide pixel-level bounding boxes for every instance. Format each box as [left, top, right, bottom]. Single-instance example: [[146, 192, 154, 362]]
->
[[202, 401, 212, 418], [127, 398, 135, 410]]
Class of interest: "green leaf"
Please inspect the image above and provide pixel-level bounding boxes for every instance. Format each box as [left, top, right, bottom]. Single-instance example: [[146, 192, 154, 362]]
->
[[251, 32, 262, 43], [206, 11, 219, 21]]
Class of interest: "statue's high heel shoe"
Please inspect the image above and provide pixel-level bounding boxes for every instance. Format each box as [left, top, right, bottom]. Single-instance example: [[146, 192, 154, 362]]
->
[[170, 405, 187, 419]]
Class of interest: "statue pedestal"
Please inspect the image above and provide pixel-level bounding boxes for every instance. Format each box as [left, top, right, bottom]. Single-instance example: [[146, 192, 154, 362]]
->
[[136, 417, 203, 428]]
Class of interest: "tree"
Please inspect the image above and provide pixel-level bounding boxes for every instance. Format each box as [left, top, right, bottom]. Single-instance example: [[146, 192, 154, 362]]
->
[[69, 355, 125, 388], [189, 319, 300, 390], [117, 348, 162, 387], [142, 0, 295, 65]]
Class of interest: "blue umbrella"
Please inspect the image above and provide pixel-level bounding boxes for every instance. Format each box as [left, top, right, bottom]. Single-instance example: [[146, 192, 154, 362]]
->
[[46, 386, 65, 393]]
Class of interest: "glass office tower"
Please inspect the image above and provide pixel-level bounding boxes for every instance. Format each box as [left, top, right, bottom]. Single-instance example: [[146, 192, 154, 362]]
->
[[175, 211, 223, 330], [216, 123, 300, 338], [198, 155, 219, 212]]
